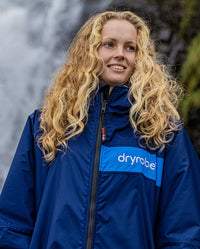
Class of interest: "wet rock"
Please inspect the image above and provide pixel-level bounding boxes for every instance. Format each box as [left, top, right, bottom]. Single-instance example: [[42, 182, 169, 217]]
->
[[158, 29, 172, 42]]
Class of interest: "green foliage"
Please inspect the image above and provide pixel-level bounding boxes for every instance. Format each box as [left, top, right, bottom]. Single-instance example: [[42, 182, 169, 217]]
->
[[179, 0, 198, 35], [149, 0, 156, 4], [180, 32, 200, 123]]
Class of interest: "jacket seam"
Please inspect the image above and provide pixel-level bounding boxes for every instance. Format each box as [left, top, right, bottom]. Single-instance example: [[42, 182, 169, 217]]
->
[[82, 133, 96, 249], [91, 171, 104, 248], [165, 128, 182, 158], [155, 238, 200, 248], [0, 221, 33, 234]]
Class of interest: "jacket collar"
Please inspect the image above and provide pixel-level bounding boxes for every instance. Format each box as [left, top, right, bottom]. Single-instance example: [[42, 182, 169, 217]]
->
[[91, 83, 132, 115]]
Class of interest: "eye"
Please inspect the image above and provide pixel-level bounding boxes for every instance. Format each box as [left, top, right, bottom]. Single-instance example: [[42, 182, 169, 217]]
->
[[126, 45, 136, 51], [103, 42, 114, 48]]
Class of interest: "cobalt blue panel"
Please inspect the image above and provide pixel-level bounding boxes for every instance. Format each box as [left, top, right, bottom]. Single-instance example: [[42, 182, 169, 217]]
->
[[99, 145, 164, 186]]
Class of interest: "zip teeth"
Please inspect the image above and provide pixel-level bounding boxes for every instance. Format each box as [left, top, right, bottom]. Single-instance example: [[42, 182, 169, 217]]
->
[[111, 65, 124, 70]]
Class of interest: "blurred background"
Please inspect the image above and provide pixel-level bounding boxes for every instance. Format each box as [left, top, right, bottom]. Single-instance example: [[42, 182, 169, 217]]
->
[[0, 0, 200, 191]]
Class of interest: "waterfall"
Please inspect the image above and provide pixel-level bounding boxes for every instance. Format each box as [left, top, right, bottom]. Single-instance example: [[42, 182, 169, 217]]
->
[[0, 0, 111, 191]]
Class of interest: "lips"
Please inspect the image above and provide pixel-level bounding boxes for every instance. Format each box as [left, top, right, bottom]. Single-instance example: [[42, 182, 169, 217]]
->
[[108, 64, 126, 71]]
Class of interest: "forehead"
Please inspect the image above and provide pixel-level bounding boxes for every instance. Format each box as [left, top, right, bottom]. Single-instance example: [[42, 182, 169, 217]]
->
[[101, 19, 137, 41]]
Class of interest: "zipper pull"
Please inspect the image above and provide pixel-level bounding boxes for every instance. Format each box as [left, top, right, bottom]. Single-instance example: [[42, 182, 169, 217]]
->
[[102, 127, 107, 142], [101, 99, 107, 114]]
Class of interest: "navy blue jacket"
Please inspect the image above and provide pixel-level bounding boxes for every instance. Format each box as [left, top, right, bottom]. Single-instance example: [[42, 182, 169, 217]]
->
[[0, 85, 200, 249]]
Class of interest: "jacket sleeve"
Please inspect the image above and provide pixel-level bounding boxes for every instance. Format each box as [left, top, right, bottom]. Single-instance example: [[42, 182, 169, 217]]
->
[[0, 112, 38, 249], [155, 128, 200, 249]]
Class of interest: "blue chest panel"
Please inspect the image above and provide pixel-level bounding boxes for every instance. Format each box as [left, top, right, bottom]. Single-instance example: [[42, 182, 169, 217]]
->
[[99, 145, 164, 186]]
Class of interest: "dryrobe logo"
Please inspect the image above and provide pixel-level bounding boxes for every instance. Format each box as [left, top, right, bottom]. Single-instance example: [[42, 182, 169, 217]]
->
[[118, 153, 156, 170], [99, 145, 164, 186]]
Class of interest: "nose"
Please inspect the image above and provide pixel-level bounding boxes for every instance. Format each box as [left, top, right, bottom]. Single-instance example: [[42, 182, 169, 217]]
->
[[114, 46, 124, 59]]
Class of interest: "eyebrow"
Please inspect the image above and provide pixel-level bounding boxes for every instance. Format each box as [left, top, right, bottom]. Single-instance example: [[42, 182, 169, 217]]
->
[[102, 38, 136, 45]]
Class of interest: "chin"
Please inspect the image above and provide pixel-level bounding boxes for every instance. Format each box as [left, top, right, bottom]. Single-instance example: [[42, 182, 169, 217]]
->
[[110, 81, 127, 86]]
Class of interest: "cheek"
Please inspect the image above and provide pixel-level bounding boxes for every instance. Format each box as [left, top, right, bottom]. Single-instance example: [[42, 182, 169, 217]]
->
[[130, 54, 136, 64], [129, 56, 136, 71], [97, 48, 104, 60], [98, 48, 110, 64]]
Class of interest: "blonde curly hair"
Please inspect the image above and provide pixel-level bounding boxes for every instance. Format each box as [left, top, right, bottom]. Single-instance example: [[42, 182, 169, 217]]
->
[[39, 11, 182, 163]]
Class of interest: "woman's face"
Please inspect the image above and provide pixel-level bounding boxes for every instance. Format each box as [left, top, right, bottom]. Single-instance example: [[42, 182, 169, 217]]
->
[[98, 19, 137, 86]]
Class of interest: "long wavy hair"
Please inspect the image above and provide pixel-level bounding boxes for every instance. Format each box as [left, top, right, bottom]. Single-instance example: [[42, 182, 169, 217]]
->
[[38, 11, 182, 163]]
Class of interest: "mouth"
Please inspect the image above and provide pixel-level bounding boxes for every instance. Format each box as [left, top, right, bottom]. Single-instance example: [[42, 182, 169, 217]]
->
[[108, 64, 126, 71]]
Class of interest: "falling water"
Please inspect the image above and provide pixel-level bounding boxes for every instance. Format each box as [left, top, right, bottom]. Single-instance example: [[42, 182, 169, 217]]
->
[[0, 0, 110, 191]]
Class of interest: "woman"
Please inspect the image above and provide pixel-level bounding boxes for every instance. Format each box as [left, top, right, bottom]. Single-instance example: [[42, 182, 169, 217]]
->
[[0, 11, 200, 249]]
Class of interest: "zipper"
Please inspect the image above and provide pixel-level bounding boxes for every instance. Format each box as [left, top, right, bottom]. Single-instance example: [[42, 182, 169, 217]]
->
[[85, 89, 110, 249], [101, 93, 107, 142]]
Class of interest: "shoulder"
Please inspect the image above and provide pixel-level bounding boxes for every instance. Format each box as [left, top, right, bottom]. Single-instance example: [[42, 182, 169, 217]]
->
[[165, 125, 200, 164], [29, 109, 41, 123], [26, 109, 42, 139]]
